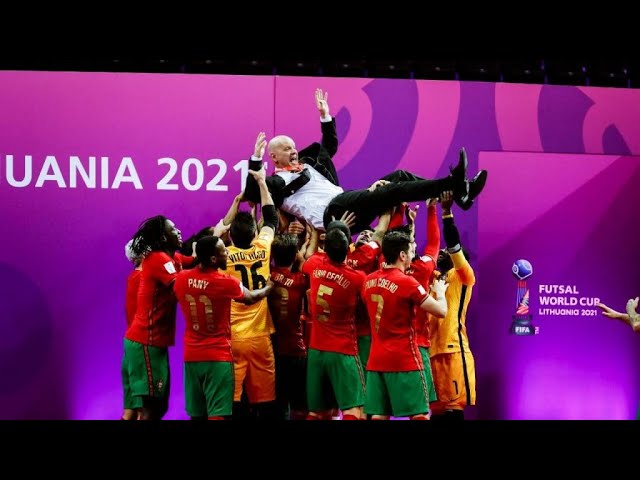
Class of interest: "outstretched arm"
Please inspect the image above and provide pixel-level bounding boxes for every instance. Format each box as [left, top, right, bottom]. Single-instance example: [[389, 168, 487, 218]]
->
[[223, 193, 245, 226], [245, 132, 268, 203], [245, 131, 285, 205], [248, 167, 278, 235], [424, 199, 440, 258], [441, 191, 475, 286], [297, 90, 340, 186], [372, 210, 392, 246], [420, 277, 449, 317], [597, 298, 640, 333], [239, 280, 275, 305], [316, 88, 337, 156]]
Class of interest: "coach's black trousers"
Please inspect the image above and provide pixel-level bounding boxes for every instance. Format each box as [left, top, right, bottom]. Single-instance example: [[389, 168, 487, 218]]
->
[[323, 170, 457, 234]]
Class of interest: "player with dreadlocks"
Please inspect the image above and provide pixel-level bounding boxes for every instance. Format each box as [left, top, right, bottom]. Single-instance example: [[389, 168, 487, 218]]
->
[[122, 215, 194, 420]]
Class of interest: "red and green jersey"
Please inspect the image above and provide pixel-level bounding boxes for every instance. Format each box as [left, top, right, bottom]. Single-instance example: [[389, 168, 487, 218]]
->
[[175, 252, 197, 269], [363, 267, 429, 372], [407, 255, 437, 348], [174, 267, 244, 362], [347, 241, 381, 337], [125, 251, 185, 347], [347, 241, 380, 274], [301, 253, 366, 355], [269, 266, 308, 357], [125, 269, 141, 328]]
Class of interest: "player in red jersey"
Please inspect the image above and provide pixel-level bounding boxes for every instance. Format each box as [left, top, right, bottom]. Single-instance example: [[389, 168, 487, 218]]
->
[[363, 230, 448, 420], [302, 224, 367, 420], [269, 234, 310, 419], [123, 215, 188, 420], [345, 212, 391, 378], [174, 235, 273, 420], [121, 239, 143, 420], [387, 201, 441, 409]]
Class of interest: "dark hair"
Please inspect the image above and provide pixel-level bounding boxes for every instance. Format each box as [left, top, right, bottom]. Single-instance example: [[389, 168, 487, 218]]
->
[[326, 220, 351, 240], [196, 235, 220, 266], [130, 215, 169, 257], [272, 234, 299, 268], [230, 212, 257, 249], [180, 226, 214, 256], [387, 224, 413, 237], [325, 229, 349, 263], [382, 230, 411, 264]]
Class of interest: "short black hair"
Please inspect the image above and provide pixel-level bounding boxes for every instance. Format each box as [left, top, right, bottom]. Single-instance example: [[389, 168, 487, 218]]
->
[[387, 224, 413, 237], [230, 212, 257, 249], [180, 226, 214, 256], [272, 234, 299, 267], [326, 220, 351, 240], [325, 228, 349, 263], [382, 230, 411, 264], [196, 235, 220, 266]]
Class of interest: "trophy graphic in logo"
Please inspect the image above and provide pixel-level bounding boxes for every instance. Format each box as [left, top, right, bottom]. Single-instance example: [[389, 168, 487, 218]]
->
[[511, 259, 539, 335]]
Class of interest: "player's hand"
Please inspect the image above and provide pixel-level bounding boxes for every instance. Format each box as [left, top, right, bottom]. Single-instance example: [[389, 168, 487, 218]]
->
[[430, 277, 449, 299], [253, 132, 267, 159], [332, 210, 357, 229], [288, 220, 305, 236], [596, 302, 620, 319], [316, 88, 329, 117]]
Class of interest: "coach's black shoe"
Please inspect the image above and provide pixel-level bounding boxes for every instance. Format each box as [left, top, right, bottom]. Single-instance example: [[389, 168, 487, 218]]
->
[[455, 170, 488, 211], [449, 148, 468, 181], [448, 147, 469, 199]]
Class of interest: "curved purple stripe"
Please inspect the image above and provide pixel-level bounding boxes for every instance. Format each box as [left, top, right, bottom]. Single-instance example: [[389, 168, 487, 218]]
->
[[436, 82, 502, 259], [335, 107, 351, 153], [337, 79, 419, 190], [603, 124, 632, 155], [538, 85, 593, 153]]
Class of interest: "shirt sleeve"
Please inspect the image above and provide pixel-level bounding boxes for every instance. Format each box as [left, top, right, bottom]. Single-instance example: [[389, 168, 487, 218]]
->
[[404, 275, 430, 306], [174, 252, 197, 268], [226, 277, 245, 300], [254, 227, 275, 249], [147, 252, 178, 287]]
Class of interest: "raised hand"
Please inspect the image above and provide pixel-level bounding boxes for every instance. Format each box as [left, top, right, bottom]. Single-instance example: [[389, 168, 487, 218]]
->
[[626, 297, 639, 318], [315, 88, 330, 117], [213, 219, 231, 238], [336, 210, 357, 229], [254, 131, 267, 159], [288, 220, 306, 236], [431, 277, 449, 299], [440, 191, 454, 213], [407, 204, 419, 224]]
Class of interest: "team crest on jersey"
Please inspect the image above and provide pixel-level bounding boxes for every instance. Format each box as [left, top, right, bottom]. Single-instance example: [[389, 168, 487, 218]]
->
[[156, 379, 164, 391]]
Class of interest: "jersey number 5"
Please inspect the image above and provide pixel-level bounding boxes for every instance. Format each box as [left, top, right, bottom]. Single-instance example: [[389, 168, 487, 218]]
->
[[316, 284, 334, 322]]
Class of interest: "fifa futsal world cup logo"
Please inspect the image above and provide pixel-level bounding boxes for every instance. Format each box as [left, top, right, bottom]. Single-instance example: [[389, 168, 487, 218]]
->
[[511, 259, 539, 335]]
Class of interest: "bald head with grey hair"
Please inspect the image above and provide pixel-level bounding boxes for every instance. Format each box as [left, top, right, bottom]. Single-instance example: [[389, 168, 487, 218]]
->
[[268, 135, 299, 169]]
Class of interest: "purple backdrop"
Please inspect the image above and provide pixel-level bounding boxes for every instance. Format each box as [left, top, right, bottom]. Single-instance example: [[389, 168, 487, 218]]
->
[[1, 72, 639, 419]]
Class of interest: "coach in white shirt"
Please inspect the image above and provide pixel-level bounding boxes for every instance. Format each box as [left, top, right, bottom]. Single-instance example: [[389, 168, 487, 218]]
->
[[243, 89, 487, 234]]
